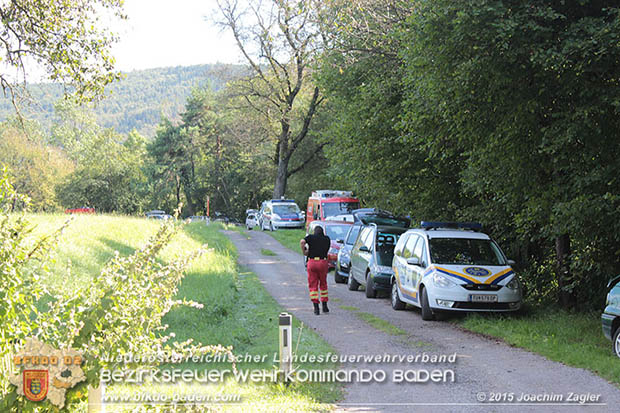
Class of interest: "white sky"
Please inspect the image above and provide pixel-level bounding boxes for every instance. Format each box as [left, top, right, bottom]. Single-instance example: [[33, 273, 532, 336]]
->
[[112, 0, 243, 71]]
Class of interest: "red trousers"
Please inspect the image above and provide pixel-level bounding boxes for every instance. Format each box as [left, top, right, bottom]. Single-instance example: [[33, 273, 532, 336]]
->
[[307, 259, 328, 303]]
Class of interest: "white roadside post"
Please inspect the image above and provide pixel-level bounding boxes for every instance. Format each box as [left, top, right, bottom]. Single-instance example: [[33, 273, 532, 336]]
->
[[278, 312, 293, 382], [88, 382, 106, 413]]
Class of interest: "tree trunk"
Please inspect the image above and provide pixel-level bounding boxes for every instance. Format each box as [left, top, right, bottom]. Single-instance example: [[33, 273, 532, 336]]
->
[[273, 156, 289, 199], [555, 233, 572, 308]]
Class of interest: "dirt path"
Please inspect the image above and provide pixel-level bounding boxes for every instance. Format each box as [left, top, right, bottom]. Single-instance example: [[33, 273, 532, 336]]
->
[[224, 229, 620, 412]]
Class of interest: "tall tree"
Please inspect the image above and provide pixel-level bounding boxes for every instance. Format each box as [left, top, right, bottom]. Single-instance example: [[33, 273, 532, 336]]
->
[[0, 0, 125, 107], [215, 0, 324, 198]]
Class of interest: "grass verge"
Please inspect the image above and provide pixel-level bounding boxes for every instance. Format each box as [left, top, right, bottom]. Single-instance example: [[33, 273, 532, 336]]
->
[[453, 307, 620, 386], [25, 215, 343, 411], [260, 248, 276, 256], [265, 228, 306, 254]]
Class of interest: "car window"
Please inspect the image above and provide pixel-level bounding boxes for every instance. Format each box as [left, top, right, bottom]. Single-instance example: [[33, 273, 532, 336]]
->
[[413, 237, 427, 267], [356, 227, 371, 250], [376, 231, 400, 266], [273, 204, 300, 215], [322, 201, 360, 217], [324, 224, 350, 240], [363, 228, 375, 250], [346, 225, 361, 245], [394, 234, 408, 257], [403, 235, 418, 259], [429, 238, 506, 266]]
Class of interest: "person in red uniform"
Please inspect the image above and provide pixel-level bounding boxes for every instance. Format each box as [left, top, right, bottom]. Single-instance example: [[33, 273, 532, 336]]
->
[[300, 226, 330, 315]]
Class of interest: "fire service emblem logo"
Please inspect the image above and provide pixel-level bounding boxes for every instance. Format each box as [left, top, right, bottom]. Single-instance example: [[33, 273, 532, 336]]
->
[[23, 370, 49, 402], [9, 338, 85, 409]]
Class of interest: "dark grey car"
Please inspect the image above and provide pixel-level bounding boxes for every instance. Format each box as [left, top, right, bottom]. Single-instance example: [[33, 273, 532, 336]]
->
[[348, 224, 406, 298], [335, 224, 362, 283]]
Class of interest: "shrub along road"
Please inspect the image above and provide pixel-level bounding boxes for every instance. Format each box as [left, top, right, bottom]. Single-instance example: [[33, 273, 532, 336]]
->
[[224, 229, 620, 413]]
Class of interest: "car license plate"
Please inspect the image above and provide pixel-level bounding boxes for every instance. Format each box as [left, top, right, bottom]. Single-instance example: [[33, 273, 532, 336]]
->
[[470, 294, 498, 303]]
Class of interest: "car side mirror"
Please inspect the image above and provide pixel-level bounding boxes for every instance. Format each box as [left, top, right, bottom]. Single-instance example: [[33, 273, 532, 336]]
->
[[336, 239, 344, 244], [406, 257, 421, 266], [507, 259, 516, 266], [359, 246, 370, 252]]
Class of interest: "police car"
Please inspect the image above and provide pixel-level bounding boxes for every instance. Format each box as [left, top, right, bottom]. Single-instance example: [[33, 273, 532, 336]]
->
[[391, 222, 522, 320], [259, 199, 305, 231]]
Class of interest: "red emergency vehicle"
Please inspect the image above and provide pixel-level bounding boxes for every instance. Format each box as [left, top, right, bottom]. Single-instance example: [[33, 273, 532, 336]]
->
[[305, 190, 360, 230]]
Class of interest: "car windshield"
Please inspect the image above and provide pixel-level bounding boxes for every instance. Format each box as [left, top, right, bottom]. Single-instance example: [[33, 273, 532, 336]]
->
[[375, 231, 403, 266], [247, 214, 255, 219], [429, 238, 506, 266], [324, 224, 351, 241], [360, 215, 409, 228], [322, 201, 360, 217], [274, 204, 300, 215], [345, 225, 361, 245]]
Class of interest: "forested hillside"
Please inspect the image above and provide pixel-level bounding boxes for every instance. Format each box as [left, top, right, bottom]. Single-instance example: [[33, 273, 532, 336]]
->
[[0, 64, 246, 137]]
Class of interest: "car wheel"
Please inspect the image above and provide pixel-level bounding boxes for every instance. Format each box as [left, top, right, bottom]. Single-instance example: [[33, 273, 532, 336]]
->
[[614, 327, 620, 358], [365, 272, 377, 298], [348, 271, 360, 291], [334, 271, 346, 284], [420, 286, 434, 321], [391, 282, 406, 310]]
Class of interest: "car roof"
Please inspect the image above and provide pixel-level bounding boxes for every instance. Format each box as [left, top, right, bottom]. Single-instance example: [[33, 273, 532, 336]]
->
[[363, 224, 408, 232], [313, 220, 352, 226], [405, 228, 491, 240]]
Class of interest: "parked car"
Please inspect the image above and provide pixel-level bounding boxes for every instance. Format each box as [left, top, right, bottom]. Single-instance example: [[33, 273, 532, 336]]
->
[[146, 210, 172, 220], [335, 209, 409, 284], [602, 275, 620, 358], [260, 199, 304, 231], [348, 223, 407, 298], [335, 225, 362, 283], [306, 220, 353, 270], [391, 221, 522, 320], [246, 212, 259, 230], [188, 215, 207, 223]]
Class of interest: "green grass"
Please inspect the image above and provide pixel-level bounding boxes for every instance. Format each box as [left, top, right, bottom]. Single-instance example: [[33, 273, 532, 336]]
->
[[338, 305, 406, 337], [355, 312, 406, 336], [260, 248, 276, 256], [24, 214, 343, 411], [266, 228, 306, 254], [454, 307, 620, 387]]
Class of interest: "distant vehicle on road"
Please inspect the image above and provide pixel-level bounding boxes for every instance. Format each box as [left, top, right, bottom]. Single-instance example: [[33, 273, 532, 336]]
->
[[146, 210, 172, 220], [602, 275, 620, 358], [259, 199, 304, 231], [188, 216, 208, 223], [391, 222, 522, 320], [246, 212, 259, 230], [65, 207, 95, 214], [306, 190, 360, 230]]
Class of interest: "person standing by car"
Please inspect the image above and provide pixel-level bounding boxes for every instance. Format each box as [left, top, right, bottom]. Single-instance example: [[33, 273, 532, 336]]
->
[[300, 226, 331, 315]]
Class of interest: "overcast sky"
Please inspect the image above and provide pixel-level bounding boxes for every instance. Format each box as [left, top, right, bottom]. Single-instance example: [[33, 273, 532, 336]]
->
[[112, 0, 243, 71]]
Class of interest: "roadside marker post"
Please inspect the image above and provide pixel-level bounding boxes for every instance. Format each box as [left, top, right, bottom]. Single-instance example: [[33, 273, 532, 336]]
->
[[278, 312, 293, 381], [87, 382, 105, 413]]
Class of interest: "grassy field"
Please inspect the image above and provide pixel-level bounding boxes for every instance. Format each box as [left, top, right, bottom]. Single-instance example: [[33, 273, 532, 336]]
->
[[264, 227, 620, 387], [24, 214, 343, 411]]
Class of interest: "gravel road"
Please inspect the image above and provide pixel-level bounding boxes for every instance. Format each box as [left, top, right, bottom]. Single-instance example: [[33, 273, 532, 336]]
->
[[224, 229, 620, 412]]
